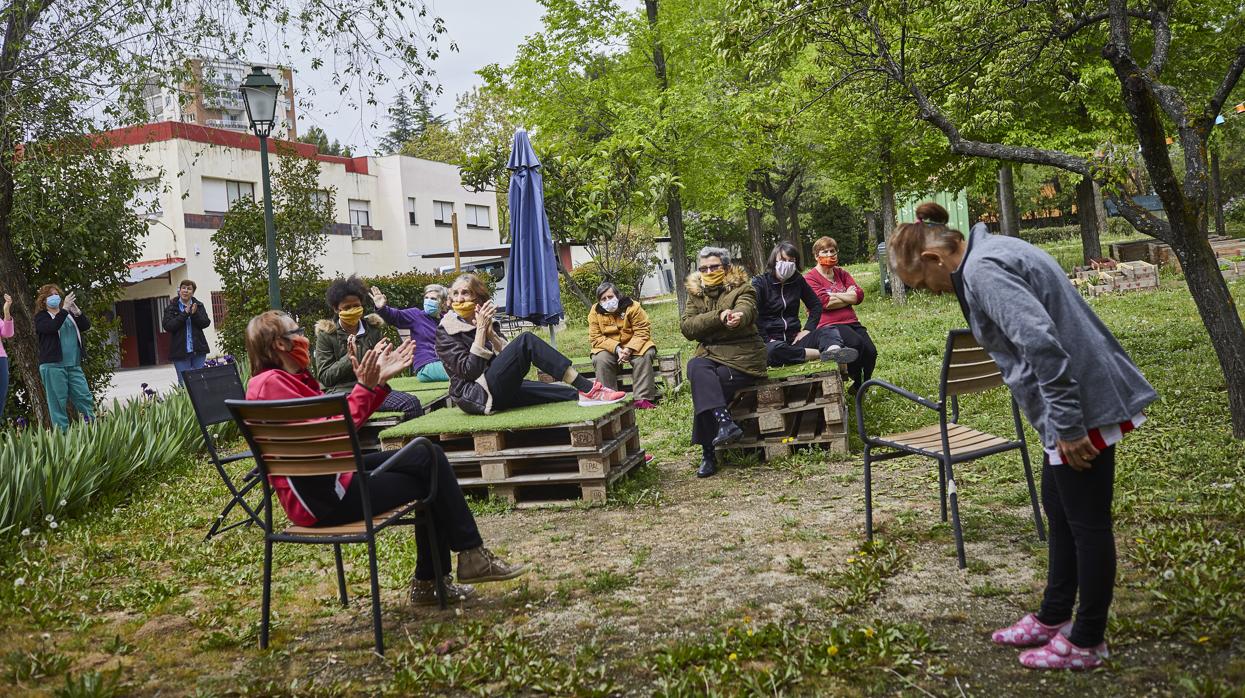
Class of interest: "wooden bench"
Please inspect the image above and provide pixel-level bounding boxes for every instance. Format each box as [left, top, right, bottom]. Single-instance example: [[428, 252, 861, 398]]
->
[[380, 400, 645, 508], [718, 366, 849, 460], [537, 349, 684, 394]]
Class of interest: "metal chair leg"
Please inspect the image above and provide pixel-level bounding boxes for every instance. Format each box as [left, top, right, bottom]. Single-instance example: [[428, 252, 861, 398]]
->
[[938, 459, 948, 522], [1019, 443, 1046, 542], [863, 445, 874, 543], [260, 539, 273, 649], [366, 537, 384, 656], [943, 458, 967, 569], [334, 544, 349, 607], [424, 512, 448, 610]]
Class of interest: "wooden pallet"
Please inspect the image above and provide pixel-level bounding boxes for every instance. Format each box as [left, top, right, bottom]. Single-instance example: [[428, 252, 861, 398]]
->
[[382, 403, 646, 505], [718, 370, 849, 460], [538, 349, 684, 393]]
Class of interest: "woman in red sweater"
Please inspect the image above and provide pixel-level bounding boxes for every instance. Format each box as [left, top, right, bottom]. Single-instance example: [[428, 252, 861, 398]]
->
[[244, 310, 525, 605], [803, 236, 878, 390]]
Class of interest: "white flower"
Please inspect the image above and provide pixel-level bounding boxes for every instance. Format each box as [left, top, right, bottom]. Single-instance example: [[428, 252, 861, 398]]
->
[[59, 499, 67, 507], [20, 528, 30, 537], [45, 514, 55, 522], [1163, 569, 1175, 580], [49, 522, 58, 529], [14, 578, 24, 587]]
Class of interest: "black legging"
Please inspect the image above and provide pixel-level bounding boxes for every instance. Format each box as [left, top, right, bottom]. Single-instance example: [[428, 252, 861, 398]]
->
[[314, 446, 483, 581], [829, 323, 876, 385], [764, 326, 847, 366], [687, 356, 756, 448], [485, 332, 580, 411], [1036, 445, 1116, 647]]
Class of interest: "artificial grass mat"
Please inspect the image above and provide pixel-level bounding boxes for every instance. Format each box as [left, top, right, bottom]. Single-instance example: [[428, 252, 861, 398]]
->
[[764, 361, 845, 380], [387, 377, 450, 396], [380, 398, 630, 438]]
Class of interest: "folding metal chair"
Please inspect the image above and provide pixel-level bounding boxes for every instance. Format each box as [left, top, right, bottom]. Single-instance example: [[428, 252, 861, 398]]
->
[[855, 329, 1046, 568], [183, 364, 261, 540], [226, 394, 446, 655]]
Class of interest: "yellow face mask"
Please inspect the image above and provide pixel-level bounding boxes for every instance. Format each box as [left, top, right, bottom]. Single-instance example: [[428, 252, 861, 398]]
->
[[452, 301, 477, 319], [337, 306, 364, 326], [701, 269, 727, 287]]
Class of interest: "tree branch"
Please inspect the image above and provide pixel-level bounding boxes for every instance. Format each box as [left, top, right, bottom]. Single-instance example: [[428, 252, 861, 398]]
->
[[1107, 192, 1172, 245], [1146, 3, 1171, 77], [1205, 44, 1245, 129]]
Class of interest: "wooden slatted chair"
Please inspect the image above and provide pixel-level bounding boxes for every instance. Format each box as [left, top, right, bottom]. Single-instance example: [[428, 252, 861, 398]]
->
[[183, 364, 260, 540], [854, 329, 1045, 568], [225, 394, 447, 655]]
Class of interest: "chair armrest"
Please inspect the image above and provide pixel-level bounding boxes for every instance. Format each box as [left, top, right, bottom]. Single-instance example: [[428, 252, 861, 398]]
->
[[855, 378, 941, 443], [369, 437, 438, 504]]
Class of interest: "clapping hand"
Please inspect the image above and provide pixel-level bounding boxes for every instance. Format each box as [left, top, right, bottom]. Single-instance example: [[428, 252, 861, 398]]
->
[[2, 293, 11, 310], [188, 301, 198, 315], [63, 292, 79, 315], [476, 300, 496, 331], [350, 338, 414, 388], [369, 286, 387, 309], [724, 310, 743, 328]]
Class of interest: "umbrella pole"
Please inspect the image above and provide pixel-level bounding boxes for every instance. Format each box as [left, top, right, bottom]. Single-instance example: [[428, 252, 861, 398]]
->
[[549, 324, 557, 349]]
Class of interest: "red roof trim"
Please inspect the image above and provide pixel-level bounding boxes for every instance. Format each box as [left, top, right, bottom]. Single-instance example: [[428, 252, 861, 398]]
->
[[98, 122, 368, 174], [129, 257, 186, 268]]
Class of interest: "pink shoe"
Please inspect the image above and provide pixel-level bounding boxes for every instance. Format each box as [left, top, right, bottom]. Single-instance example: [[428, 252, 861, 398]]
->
[[634, 399, 657, 410], [644, 453, 655, 463], [992, 613, 1071, 648], [1018, 634, 1108, 671], [579, 381, 627, 406]]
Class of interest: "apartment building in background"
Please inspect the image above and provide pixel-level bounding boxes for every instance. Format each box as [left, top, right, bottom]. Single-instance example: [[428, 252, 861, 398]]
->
[[142, 58, 298, 139], [102, 122, 500, 368]]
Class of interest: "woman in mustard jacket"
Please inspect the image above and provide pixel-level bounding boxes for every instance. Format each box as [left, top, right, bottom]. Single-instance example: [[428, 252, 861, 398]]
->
[[587, 282, 658, 409]]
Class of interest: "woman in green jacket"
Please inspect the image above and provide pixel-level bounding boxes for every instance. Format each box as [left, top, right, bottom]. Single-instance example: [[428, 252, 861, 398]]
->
[[313, 275, 423, 421], [680, 247, 767, 478]]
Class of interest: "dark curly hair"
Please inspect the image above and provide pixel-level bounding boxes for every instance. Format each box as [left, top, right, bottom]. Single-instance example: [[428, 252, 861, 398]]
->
[[325, 274, 369, 311]]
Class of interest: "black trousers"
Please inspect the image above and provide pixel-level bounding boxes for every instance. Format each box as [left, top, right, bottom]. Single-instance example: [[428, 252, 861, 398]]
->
[[687, 356, 756, 447], [485, 332, 579, 411], [764, 326, 847, 366], [832, 323, 877, 385], [314, 446, 484, 581], [1036, 445, 1116, 647]]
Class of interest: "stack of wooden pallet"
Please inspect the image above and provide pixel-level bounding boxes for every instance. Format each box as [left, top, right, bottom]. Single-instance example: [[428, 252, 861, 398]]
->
[[719, 369, 849, 460], [537, 349, 684, 394], [1071, 260, 1159, 296], [380, 402, 645, 507]]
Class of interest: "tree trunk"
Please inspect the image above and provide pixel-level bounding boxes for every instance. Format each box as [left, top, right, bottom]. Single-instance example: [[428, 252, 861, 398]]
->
[[879, 175, 906, 302], [745, 178, 766, 273], [645, 0, 689, 310], [865, 211, 879, 246], [1172, 224, 1245, 438], [788, 179, 805, 257], [1076, 175, 1103, 263], [1212, 148, 1226, 238], [770, 194, 788, 243], [1093, 181, 1109, 240], [997, 162, 1020, 236]]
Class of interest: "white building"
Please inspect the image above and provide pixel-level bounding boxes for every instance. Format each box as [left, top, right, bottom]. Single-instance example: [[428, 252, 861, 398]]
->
[[103, 122, 500, 368], [143, 58, 299, 140]]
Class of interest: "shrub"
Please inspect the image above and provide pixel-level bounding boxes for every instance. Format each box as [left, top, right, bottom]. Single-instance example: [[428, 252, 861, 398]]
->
[[0, 390, 205, 538], [559, 260, 645, 320]]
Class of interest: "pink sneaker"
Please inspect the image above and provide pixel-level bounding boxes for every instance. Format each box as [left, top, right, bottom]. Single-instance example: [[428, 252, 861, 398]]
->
[[579, 381, 627, 406], [1018, 633, 1108, 671], [634, 399, 657, 410], [992, 613, 1071, 648]]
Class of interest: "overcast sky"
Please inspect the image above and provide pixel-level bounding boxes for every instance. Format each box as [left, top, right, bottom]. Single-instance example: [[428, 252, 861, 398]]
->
[[290, 0, 548, 154]]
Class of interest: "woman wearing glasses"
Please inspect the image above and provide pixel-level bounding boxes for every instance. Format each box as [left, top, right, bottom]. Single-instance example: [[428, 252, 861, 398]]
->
[[680, 247, 767, 478], [803, 236, 877, 391], [244, 310, 526, 605]]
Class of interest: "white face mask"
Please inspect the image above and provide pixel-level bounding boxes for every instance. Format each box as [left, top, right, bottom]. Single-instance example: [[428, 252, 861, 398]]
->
[[775, 260, 797, 280], [601, 297, 619, 313]]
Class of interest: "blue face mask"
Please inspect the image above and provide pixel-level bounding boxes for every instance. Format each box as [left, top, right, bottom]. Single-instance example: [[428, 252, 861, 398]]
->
[[47, 294, 61, 309], [423, 298, 441, 316]]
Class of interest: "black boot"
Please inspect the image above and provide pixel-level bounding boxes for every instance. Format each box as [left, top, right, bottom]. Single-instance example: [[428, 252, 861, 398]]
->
[[711, 408, 743, 447], [697, 449, 718, 478]]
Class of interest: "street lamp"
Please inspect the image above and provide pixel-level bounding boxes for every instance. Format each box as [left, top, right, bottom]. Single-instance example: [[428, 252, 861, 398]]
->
[[239, 66, 283, 309]]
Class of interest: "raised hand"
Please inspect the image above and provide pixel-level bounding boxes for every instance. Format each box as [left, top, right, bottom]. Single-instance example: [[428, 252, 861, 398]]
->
[[369, 285, 387, 309], [476, 300, 496, 330], [377, 339, 415, 384], [64, 292, 79, 314], [188, 302, 198, 315], [350, 337, 384, 388]]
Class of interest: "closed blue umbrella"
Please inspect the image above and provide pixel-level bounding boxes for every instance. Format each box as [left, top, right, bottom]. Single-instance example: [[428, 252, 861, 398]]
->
[[505, 129, 563, 326]]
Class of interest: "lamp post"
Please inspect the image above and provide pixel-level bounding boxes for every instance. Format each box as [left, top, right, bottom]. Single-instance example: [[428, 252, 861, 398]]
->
[[239, 66, 283, 309]]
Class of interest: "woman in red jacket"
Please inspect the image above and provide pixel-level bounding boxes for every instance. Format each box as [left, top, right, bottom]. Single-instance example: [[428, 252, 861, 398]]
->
[[803, 236, 878, 390], [244, 310, 525, 605]]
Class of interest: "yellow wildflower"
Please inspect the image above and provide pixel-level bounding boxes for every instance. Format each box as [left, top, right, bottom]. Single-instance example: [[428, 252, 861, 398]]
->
[[729, 652, 738, 661], [864, 627, 875, 638], [827, 645, 839, 657], [1197, 636, 1210, 644]]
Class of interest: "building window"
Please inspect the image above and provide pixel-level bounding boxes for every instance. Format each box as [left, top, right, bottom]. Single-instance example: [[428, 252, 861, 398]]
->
[[311, 190, 331, 209], [465, 204, 490, 229], [434, 200, 454, 227], [131, 178, 163, 216], [211, 291, 228, 326], [348, 199, 371, 227], [407, 197, 417, 226], [225, 180, 254, 207]]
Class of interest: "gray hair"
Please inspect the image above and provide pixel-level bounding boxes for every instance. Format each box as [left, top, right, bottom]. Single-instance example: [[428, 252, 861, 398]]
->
[[697, 246, 731, 267], [594, 281, 620, 301], [424, 283, 449, 303]]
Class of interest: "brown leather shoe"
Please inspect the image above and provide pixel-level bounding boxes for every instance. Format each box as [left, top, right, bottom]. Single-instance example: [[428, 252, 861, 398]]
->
[[456, 547, 527, 584], [409, 575, 476, 606]]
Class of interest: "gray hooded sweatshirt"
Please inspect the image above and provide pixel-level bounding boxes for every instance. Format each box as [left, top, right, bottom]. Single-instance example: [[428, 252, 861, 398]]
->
[[951, 224, 1156, 449]]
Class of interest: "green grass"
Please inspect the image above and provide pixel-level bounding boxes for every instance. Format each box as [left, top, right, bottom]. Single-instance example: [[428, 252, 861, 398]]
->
[[379, 399, 631, 438]]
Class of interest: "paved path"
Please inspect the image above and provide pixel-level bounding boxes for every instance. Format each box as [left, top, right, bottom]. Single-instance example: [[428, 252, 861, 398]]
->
[[103, 365, 180, 406]]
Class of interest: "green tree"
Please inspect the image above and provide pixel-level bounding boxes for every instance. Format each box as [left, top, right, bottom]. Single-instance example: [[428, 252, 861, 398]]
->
[[212, 148, 333, 355], [0, 0, 449, 424], [297, 126, 352, 157], [401, 121, 464, 164]]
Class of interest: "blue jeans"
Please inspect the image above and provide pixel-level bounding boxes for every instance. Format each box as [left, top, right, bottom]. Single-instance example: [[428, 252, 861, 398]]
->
[[0, 356, 8, 420], [173, 354, 208, 385]]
